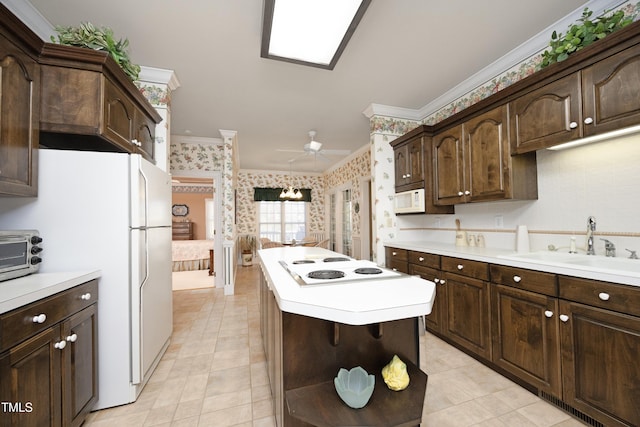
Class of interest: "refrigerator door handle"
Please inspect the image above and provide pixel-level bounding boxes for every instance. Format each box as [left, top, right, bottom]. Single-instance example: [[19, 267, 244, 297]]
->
[[130, 229, 149, 385]]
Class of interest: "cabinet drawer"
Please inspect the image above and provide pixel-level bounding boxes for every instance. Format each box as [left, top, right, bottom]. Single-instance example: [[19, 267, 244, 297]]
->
[[408, 251, 439, 269], [0, 280, 98, 352], [559, 276, 640, 317], [387, 259, 409, 274], [441, 256, 489, 281], [385, 247, 408, 262], [490, 264, 557, 297]]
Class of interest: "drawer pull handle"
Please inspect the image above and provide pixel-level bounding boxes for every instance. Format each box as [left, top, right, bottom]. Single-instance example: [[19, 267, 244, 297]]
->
[[464, 190, 471, 196], [457, 264, 464, 270], [32, 314, 47, 324], [559, 314, 569, 322], [419, 257, 424, 262], [392, 268, 397, 272], [458, 191, 464, 196], [80, 293, 92, 301], [392, 252, 397, 256], [569, 121, 578, 129], [584, 117, 594, 125], [439, 279, 446, 285], [513, 275, 522, 283], [66, 333, 78, 343], [54, 340, 67, 350], [598, 292, 610, 301], [544, 310, 553, 318], [433, 278, 439, 284]]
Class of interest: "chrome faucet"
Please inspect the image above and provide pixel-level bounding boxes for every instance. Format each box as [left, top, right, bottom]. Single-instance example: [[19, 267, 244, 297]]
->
[[601, 239, 615, 257], [586, 216, 596, 255]]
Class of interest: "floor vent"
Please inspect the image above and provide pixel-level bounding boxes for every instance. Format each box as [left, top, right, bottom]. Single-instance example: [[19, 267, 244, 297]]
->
[[539, 392, 604, 427]]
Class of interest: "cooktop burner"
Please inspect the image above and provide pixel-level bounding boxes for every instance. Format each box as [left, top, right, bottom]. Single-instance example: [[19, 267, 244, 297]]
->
[[354, 267, 383, 275], [323, 257, 351, 262], [307, 270, 346, 280], [292, 259, 316, 264]]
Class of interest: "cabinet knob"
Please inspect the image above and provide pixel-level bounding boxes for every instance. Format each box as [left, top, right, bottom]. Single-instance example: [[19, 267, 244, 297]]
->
[[458, 191, 464, 196], [559, 314, 569, 322], [513, 275, 522, 283], [598, 292, 610, 301], [54, 340, 67, 350], [457, 264, 464, 270], [392, 268, 397, 272], [406, 174, 411, 178], [32, 314, 47, 324], [80, 293, 92, 301], [433, 278, 439, 284], [464, 190, 470, 195], [544, 310, 554, 318], [569, 121, 578, 129], [66, 333, 78, 343], [439, 279, 446, 285], [418, 257, 424, 262], [584, 117, 594, 125], [392, 252, 397, 256]]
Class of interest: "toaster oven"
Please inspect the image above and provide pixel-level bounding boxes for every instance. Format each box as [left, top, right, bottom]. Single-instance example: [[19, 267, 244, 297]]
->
[[0, 230, 43, 282]]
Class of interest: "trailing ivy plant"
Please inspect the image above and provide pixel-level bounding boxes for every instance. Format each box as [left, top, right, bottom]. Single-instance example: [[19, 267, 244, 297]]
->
[[540, 6, 638, 69], [51, 22, 141, 81]]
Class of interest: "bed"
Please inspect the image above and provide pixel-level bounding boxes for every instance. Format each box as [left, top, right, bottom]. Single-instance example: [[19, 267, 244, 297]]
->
[[171, 240, 214, 272]]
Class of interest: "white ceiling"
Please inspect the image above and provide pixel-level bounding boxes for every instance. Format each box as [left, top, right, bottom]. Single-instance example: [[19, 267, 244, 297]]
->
[[23, 0, 588, 172]]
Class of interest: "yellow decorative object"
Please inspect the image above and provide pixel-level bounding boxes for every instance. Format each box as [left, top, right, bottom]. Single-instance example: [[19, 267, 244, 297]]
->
[[381, 355, 410, 391]]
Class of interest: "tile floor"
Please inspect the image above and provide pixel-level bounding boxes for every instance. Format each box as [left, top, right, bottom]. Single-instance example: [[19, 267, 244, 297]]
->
[[84, 265, 588, 427]]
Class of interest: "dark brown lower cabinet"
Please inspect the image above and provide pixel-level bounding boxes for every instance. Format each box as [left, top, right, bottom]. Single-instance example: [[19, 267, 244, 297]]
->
[[409, 264, 446, 335], [0, 281, 98, 427], [559, 300, 640, 427], [443, 272, 491, 360], [491, 284, 561, 397]]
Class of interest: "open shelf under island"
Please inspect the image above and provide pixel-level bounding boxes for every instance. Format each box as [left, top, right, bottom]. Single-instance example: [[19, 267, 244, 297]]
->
[[258, 247, 436, 427]]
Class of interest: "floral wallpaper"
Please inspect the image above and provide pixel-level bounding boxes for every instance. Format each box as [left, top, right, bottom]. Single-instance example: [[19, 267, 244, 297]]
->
[[170, 141, 225, 172]]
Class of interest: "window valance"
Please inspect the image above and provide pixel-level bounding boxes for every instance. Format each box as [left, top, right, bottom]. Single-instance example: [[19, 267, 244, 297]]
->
[[253, 187, 312, 202]]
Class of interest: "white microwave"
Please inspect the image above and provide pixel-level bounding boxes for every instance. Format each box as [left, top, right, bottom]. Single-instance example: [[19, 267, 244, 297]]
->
[[394, 188, 425, 214]]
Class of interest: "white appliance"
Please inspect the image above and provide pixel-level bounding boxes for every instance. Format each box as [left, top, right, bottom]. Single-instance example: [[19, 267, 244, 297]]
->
[[0, 149, 173, 410], [394, 188, 425, 214], [279, 257, 403, 286]]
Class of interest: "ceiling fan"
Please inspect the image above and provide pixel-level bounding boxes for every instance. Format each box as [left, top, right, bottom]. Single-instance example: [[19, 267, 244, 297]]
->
[[277, 130, 351, 163]]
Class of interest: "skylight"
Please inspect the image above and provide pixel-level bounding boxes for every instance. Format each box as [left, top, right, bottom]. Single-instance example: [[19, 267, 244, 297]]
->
[[261, 0, 371, 70]]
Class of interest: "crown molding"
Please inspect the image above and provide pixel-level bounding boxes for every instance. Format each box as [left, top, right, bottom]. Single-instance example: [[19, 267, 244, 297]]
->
[[139, 66, 181, 90], [364, 0, 625, 122], [171, 135, 223, 145]]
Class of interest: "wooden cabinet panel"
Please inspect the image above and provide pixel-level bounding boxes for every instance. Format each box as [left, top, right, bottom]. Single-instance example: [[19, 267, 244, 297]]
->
[[103, 79, 134, 149], [559, 300, 640, 427], [510, 73, 582, 153], [491, 284, 561, 397], [0, 33, 39, 196], [443, 272, 491, 359], [134, 109, 156, 161], [559, 275, 640, 317], [385, 247, 408, 273], [393, 134, 424, 190], [410, 263, 446, 334], [62, 305, 98, 427], [0, 326, 62, 427], [441, 256, 489, 281], [582, 43, 640, 137], [490, 264, 557, 297], [408, 251, 439, 269], [433, 124, 465, 205]]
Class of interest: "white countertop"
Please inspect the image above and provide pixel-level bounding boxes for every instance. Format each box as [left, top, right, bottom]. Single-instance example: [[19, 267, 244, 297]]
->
[[386, 241, 640, 287], [0, 270, 102, 314], [258, 247, 436, 325]]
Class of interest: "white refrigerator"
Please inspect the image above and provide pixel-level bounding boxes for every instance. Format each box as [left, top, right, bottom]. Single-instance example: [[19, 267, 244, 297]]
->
[[0, 149, 173, 410]]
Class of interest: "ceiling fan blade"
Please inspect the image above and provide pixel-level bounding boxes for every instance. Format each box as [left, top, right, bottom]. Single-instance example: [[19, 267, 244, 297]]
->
[[276, 148, 306, 153], [320, 149, 351, 156]]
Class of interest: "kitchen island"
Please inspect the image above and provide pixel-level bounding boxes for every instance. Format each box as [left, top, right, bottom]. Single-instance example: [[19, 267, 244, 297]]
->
[[258, 247, 436, 427]]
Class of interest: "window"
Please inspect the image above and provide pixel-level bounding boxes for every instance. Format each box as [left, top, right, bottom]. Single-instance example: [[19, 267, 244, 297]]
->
[[258, 201, 307, 242]]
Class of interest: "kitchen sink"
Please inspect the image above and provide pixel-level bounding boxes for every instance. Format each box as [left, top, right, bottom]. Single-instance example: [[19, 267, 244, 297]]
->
[[498, 251, 640, 276]]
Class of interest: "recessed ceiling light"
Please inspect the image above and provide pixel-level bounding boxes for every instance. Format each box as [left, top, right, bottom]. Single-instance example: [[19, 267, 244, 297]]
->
[[261, 0, 371, 70]]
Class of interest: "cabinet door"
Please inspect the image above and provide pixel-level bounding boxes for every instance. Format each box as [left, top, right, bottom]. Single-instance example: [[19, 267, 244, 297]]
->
[[61, 305, 98, 427], [134, 109, 156, 162], [491, 285, 561, 397], [433, 125, 464, 205], [465, 105, 510, 202], [103, 79, 134, 150], [394, 145, 408, 189], [582, 43, 640, 137], [0, 326, 62, 427], [509, 73, 582, 154], [407, 138, 424, 185], [410, 264, 446, 334], [0, 34, 39, 196], [443, 272, 491, 359], [559, 301, 640, 427]]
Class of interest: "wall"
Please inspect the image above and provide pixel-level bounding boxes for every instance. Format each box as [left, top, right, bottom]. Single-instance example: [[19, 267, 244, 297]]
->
[[395, 134, 640, 255], [236, 170, 324, 236], [171, 191, 209, 240]]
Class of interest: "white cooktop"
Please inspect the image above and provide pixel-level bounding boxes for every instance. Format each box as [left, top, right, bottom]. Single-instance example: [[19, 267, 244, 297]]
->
[[279, 258, 403, 286]]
